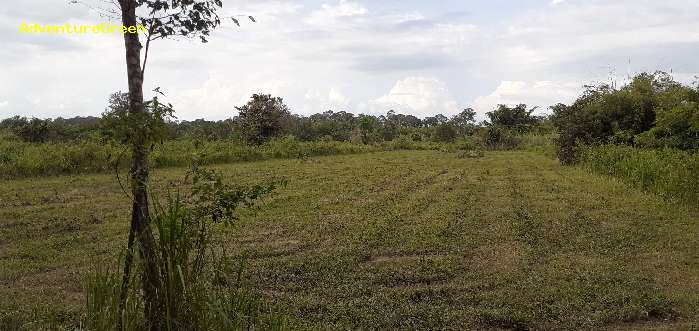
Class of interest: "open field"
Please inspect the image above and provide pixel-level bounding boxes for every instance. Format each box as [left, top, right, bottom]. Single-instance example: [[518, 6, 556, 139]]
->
[[2, 150, 699, 330]]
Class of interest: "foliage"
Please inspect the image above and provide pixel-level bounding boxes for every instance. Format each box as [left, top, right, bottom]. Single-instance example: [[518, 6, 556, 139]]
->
[[101, 91, 176, 147], [432, 123, 457, 143], [478, 126, 521, 150], [357, 115, 379, 144], [552, 72, 699, 164], [294, 111, 357, 142], [581, 144, 699, 204], [236, 94, 292, 145], [450, 108, 477, 137], [0, 135, 465, 179], [12, 117, 50, 143], [84, 166, 287, 330], [636, 101, 699, 150], [133, 0, 253, 44], [485, 104, 542, 132], [0, 116, 101, 143]]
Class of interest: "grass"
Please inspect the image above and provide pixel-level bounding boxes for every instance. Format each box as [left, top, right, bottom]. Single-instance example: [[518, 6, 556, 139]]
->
[[0, 134, 455, 179], [581, 145, 699, 204], [2, 150, 699, 329]]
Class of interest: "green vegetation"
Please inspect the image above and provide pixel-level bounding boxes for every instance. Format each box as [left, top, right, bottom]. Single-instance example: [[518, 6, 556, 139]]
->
[[3, 71, 698, 329], [552, 72, 699, 164], [546, 71, 699, 206], [2, 150, 699, 330], [0, 134, 476, 179], [84, 166, 287, 330], [581, 144, 699, 204]]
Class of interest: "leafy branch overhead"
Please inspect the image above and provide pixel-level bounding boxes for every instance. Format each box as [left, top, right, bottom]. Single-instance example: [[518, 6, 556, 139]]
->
[[129, 0, 255, 42]]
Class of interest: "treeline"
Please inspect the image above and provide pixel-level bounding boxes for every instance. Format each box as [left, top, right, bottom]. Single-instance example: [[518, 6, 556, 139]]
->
[[0, 91, 554, 179], [0, 93, 550, 147]]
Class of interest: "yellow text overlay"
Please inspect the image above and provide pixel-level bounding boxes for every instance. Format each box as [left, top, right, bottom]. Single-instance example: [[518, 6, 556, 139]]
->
[[19, 23, 147, 35]]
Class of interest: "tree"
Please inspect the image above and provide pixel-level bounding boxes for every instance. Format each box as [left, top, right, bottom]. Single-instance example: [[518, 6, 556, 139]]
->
[[423, 114, 448, 127], [12, 117, 50, 143], [103, 0, 253, 327], [237, 94, 292, 144], [450, 108, 477, 136], [357, 115, 378, 144], [486, 104, 540, 132]]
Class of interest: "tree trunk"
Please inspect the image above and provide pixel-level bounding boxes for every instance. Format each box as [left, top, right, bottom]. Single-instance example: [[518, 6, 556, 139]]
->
[[118, 0, 162, 329]]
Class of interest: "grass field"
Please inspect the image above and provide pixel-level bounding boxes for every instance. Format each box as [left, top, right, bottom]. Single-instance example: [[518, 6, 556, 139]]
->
[[2, 150, 699, 330]]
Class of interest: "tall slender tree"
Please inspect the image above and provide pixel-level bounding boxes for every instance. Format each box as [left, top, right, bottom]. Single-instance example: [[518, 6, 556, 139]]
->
[[108, 0, 253, 327]]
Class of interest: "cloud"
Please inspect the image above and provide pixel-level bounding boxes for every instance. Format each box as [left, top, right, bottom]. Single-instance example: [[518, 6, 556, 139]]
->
[[473, 81, 580, 116], [370, 77, 460, 117], [173, 75, 290, 120], [2, 0, 699, 121], [305, 0, 368, 25], [0, 101, 8, 108], [304, 88, 351, 112]]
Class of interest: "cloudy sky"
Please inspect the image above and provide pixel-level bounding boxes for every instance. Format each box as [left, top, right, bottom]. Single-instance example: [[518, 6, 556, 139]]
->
[[1, 0, 699, 120]]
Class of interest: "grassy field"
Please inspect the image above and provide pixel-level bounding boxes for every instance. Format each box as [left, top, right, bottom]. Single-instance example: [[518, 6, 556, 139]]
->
[[2, 150, 699, 330]]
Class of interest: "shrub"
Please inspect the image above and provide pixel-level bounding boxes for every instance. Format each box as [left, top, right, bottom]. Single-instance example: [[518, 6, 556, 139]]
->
[[432, 124, 457, 143], [552, 72, 699, 164], [479, 126, 521, 150]]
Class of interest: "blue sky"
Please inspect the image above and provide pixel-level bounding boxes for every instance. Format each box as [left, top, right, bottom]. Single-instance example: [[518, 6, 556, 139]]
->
[[1, 0, 698, 120]]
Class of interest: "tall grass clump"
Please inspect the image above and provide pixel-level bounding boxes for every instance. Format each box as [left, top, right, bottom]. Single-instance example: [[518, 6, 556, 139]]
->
[[581, 145, 699, 204], [83, 165, 288, 330]]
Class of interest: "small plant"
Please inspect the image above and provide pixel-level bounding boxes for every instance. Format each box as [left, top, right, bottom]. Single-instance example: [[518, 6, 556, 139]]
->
[[84, 165, 287, 330]]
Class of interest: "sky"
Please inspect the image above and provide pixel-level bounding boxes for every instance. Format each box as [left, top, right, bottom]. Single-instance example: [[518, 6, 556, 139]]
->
[[1, 0, 699, 121]]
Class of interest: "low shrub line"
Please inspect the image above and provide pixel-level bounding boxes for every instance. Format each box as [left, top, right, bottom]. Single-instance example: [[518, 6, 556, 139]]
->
[[0, 136, 476, 179]]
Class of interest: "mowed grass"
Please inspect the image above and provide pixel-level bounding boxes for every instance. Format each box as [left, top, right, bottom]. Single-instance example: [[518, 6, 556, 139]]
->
[[2, 150, 699, 330]]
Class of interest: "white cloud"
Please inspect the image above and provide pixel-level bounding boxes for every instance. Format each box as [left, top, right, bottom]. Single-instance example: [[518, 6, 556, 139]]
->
[[304, 88, 351, 112], [3, 1, 699, 120], [321, 0, 367, 17], [305, 0, 367, 25], [473, 81, 580, 116], [0, 101, 8, 108], [370, 77, 460, 117]]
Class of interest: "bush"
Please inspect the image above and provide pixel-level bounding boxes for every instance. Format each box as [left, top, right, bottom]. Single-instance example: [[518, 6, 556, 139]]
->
[[432, 124, 457, 143], [479, 126, 521, 150], [552, 72, 699, 164]]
